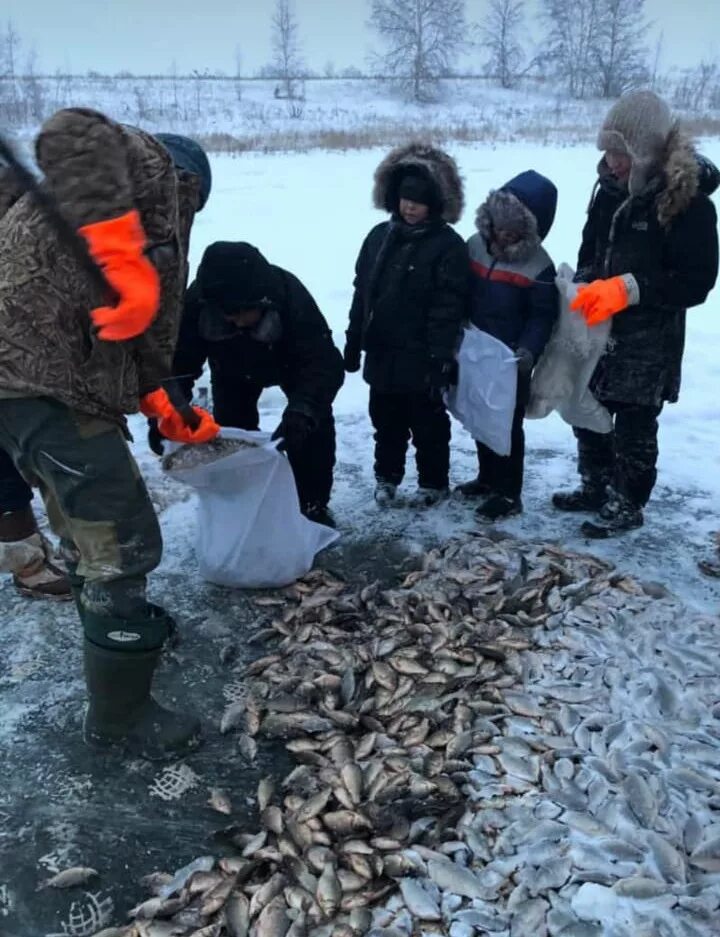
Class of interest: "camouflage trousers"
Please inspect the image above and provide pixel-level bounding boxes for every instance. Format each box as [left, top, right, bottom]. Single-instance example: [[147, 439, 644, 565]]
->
[[0, 397, 162, 618], [573, 400, 663, 507]]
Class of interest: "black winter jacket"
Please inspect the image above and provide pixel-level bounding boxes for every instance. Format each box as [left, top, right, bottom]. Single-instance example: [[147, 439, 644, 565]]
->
[[174, 267, 344, 425], [346, 218, 469, 393], [578, 135, 719, 406]]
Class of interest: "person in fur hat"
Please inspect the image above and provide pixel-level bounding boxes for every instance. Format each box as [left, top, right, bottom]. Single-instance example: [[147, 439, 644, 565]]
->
[[343, 142, 469, 507], [552, 90, 719, 537], [457, 170, 559, 520]]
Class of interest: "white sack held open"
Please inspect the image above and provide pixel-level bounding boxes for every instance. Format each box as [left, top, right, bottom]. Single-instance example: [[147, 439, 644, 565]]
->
[[165, 428, 338, 589], [526, 263, 612, 433], [445, 326, 518, 457]]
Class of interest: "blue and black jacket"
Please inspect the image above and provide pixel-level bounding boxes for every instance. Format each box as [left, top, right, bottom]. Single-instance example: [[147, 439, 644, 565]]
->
[[467, 170, 559, 362]]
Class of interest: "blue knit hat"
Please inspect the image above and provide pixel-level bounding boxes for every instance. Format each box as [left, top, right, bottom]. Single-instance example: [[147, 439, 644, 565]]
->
[[154, 133, 212, 211]]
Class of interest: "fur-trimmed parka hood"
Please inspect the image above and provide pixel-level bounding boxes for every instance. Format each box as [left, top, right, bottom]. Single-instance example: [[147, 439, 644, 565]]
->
[[373, 142, 464, 224], [475, 170, 558, 264], [598, 126, 718, 227]]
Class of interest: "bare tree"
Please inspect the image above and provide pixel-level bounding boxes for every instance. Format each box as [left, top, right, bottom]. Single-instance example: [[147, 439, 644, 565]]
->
[[542, 0, 600, 99], [674, 59, 719, 111], [24, 47, 46, 123], [1, 19, 20, 78], [0, 20, 22, 124], [593, 0, 649, 98], [169, 59, 181, 120], [368, 0, 467, 102], [271, 0, 304, 99], [234, 44, 243, 103], [542, 0, 649, 98], [649, 30, 664, 91], [481, 0, 525, 89]]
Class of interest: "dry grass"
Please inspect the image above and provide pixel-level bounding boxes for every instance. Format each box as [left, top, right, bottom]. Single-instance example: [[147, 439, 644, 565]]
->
[[683, 115, 720, 138], [194, 121, 603, 155]]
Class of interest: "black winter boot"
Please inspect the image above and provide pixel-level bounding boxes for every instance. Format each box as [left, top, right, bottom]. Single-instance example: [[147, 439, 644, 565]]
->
[[552, 486, 607, 513], [82, 621, 200, 760], [302, 503, 337, 529], [454, 477, 492, 500], [581, 492, 643, 539], [408, 486, 449, 508], [476, 494, 522, 520]]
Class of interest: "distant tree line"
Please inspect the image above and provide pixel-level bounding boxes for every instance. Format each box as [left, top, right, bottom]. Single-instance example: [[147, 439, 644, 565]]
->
[[1, 0, 719, 126]]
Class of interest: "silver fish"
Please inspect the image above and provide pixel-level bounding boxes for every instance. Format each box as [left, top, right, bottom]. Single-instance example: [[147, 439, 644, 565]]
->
[[398, 878, 441, 921], [690, 835, 720, 872], [40, 866, 99, 890], [254, 895, 290, 937], [224, 892, 250, 937], [622, 774, 657, 828], [316, 863, 341, 919], [207, 788, 232, 815], [646, 831, 687, 883], [612, 876, 669, 899], [249, 872, 287, 918]]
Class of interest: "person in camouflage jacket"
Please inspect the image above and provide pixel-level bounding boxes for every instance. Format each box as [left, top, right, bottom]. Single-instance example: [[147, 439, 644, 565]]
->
[[0, 108, 215, 759]]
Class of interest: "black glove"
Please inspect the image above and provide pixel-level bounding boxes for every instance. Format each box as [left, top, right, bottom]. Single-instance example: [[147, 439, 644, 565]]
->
[[426, 358, 458, 402], [515, 347, 534, 375], [271, 410, 315, 453], [147, 418, 164, 456], [343, 340, 361, 373]]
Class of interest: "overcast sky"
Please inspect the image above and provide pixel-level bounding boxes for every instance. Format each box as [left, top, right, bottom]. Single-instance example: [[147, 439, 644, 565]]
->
[[3, 0, 716, 76]]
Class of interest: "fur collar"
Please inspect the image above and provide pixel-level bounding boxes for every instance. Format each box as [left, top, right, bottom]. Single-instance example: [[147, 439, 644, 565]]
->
[[656, 127, 699, 227], [597, 125, 700, 228], [373, 142, 464, 224]]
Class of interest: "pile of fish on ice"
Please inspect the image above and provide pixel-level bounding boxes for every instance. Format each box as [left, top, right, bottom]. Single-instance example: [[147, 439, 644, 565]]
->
[[89, 531, 720, 937]]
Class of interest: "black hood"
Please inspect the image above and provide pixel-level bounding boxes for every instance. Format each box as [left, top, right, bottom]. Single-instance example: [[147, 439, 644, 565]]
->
[[196, 242, 283, 342], [697, 153, 720, 196]]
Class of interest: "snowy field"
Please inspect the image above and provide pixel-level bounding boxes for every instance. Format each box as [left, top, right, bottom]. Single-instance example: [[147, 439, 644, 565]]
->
[[12, 76, 718, 150], [142, 138, 720, 612]]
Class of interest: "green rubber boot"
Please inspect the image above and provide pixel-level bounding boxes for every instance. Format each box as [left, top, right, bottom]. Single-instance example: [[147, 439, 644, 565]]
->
[[82, 608, 200, 760]]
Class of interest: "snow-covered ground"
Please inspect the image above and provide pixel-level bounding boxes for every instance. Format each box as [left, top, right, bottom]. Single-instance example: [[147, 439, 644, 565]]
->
[[12, 76, 717, 149], [2, 139, 720, 937], [143, 138, 720, 612]]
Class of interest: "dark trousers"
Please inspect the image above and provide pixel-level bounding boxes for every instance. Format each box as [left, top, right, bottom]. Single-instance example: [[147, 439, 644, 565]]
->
[[573, 400, 663, 507], [0, 445, 33, 513], [477, 372, 530, 500], [214, 383, 336, 509], [369, 388, 451, 490], [0, 397, 162, 618]]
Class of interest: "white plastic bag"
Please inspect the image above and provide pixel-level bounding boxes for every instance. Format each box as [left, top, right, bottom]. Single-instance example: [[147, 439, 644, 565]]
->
[[445, 326, 517, 457], [527, 264, 612, 433], [165, 428, 339, 589]]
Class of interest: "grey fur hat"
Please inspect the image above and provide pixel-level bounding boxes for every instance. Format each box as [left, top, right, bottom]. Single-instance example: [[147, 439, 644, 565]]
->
[[373, 141, 464, 223], [597, 90, 673, 194], [476, 191, 540, 263]]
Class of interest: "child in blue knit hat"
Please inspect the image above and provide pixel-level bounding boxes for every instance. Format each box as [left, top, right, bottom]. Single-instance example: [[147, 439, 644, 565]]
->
[[458, 170, 559, 520]]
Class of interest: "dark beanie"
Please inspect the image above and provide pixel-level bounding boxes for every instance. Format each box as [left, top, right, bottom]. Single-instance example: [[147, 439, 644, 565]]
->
[[154, 133, 212, 211], [398, 173, 436, 207], [198, 242, 277, 309]]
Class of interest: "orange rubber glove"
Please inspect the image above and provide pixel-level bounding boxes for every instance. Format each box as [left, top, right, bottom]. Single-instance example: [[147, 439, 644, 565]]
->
[[570, 275, 638, 327], [140, 388, 220, 445], [79, 210, 161, 341]]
